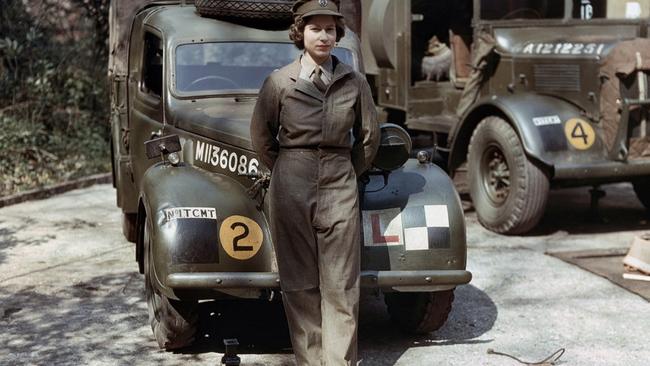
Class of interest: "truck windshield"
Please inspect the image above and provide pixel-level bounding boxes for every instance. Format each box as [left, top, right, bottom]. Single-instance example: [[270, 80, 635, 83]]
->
[[480, 0, 564, 20], [175, 42, 354, 94]]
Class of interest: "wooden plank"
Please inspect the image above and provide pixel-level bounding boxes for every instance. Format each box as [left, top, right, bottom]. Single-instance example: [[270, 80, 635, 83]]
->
[[547, 248, 650, 302]]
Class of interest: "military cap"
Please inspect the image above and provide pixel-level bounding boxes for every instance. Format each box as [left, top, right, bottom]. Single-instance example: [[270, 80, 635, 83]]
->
[[292, 0, 343, 19]]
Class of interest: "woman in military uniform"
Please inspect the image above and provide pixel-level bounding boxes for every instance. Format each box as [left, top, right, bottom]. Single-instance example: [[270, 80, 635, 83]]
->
[[250, 0, 379, 364]]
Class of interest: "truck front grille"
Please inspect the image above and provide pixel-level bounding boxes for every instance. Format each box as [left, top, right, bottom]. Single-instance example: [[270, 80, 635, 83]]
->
[[534, 64, 581, 92]]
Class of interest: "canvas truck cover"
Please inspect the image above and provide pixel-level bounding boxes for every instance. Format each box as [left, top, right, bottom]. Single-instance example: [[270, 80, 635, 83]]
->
[[108, 0, 362, 77], [599, 38, 650, 159], [108, 0, 184, 77], [455, 32, 496, 118]]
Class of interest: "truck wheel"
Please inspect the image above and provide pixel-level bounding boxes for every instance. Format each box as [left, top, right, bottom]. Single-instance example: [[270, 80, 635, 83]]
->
[[384, 289, 454, 334], [122, 213, 137, 243], [632, 178, 650, 211], [144, 220, 198, 350], [467, 116, 549, 234]]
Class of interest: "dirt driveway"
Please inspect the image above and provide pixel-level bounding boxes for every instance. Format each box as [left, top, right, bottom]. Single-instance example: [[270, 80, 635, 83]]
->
[[0, 183, 648, 365]]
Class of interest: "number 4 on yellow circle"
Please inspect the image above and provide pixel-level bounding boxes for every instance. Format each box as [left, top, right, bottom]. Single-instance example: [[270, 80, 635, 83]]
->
[[564, 118, 595, 150]]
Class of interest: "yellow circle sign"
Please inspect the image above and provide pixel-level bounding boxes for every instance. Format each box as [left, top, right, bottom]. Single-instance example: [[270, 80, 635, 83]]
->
[[564, 118, 595, 150], [219, 215, 263, 260]]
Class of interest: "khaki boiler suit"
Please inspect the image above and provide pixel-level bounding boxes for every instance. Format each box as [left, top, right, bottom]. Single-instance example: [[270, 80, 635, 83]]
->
[[251, 55, 379, 365]]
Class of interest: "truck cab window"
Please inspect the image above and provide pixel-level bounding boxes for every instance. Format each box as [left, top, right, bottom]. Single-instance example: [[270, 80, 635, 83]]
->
[[480, 0, 564, 20], [174, 42, 355, 94], [143, 32, 163, 96]]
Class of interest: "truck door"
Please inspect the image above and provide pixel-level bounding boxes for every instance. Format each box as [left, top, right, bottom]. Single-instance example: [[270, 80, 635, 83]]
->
[[364, 0, 410, 111], [128, 22, 165, 189]]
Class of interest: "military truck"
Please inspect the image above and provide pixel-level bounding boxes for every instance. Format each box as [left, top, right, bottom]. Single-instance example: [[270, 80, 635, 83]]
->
[[109, 0, 471, 350], [361, 0, 650, 234]]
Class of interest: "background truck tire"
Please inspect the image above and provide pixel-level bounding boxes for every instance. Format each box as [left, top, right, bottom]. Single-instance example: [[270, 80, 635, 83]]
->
[[467, 116, 549, 235], [384, 289, 455, 334], [195, 0, 293, 28], [632, 178, 650, 211], [144, 219, 198, 350]]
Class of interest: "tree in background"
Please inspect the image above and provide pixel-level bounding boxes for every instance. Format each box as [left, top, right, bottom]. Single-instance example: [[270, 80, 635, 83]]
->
[[0, 0, 110, 196], [70, 0, 109, 60], [0, 0, 358, 196]]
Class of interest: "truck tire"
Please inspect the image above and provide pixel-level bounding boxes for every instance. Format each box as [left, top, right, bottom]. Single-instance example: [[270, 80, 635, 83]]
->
[[632, 178, 650, 211], [144, 219, 198, 350], [122, 213, 137, 243], [110, 132, 116, 188], [467, 116, 549, 234], [195, 0, 293, 27], [384, 289, 454, 334]]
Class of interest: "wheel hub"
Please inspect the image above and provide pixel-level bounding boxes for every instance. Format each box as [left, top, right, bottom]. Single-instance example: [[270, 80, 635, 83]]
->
[[482, 146, 510, 205]]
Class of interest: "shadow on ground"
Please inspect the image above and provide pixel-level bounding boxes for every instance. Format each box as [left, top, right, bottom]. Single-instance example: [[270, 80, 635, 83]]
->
[[0, 218, 54, 265], [463, 184, 649, 236], [357, 284, 497, 365], [530, 184, 649, 236], [0, 271, 155, 365], [0, 216, 96, 266], [181, 283, 497, 363], [0, 269, 495, 365], [180, 298, 293, 355]]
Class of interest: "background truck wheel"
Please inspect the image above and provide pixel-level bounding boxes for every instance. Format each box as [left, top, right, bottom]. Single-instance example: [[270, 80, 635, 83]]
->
[[122, 213, 137, 243], [144, 220, 198, 350], [632, 178, 650, 211], [384, 289, 455, 334], [467, 116, 549, 234]]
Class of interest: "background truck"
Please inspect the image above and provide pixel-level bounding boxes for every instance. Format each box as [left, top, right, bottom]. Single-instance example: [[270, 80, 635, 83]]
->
[[109, 0, 471, 350], [361, 0, 650, 234]]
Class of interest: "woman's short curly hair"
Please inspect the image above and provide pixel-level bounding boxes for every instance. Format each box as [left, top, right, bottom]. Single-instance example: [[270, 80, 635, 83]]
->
[[288, 15, 346, 50]]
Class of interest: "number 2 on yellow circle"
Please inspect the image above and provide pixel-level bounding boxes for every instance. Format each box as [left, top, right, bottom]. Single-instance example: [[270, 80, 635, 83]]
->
[[219, 215, 263, 260]]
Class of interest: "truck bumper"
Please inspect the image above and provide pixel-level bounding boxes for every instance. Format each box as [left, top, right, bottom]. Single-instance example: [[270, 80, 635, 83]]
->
[[554, 159, 650, 183], [166, 270, 472, 290]]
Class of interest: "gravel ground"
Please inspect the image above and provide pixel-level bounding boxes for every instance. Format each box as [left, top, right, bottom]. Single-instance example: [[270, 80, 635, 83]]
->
[[0, 183, 648, 365]]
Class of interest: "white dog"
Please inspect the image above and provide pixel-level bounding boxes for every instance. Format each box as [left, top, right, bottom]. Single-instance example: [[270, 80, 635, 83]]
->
[[421, 36, 452, 81]]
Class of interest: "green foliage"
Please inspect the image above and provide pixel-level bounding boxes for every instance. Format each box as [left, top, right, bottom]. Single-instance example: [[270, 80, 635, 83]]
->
[[0, 0, 111, 196]]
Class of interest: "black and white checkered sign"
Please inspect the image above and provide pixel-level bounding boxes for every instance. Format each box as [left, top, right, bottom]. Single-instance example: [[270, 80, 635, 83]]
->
[[362, 205, 451, 250]]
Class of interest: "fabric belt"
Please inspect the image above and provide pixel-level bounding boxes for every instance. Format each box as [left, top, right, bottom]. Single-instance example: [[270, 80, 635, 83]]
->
[[279, 146, 350, 154]]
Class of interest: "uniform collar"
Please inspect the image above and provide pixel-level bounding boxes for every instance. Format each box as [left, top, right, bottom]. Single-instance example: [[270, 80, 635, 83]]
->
[[300, 53, 333, 80], [288, 55, 352, 81]]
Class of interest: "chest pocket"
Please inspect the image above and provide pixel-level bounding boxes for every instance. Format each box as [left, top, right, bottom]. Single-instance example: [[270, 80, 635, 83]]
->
[[324, 82, 358, 138], [279, 85, 325, 143]]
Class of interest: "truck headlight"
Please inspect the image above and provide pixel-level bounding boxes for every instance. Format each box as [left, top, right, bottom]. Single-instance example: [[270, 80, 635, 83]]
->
[[167, 152, 181, 166]]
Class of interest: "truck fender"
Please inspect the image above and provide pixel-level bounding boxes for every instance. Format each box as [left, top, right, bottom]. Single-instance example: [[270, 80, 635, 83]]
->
[[137, 163, 274, 300], [448, 93, 595, 174], [362, 159, 467, 276]]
